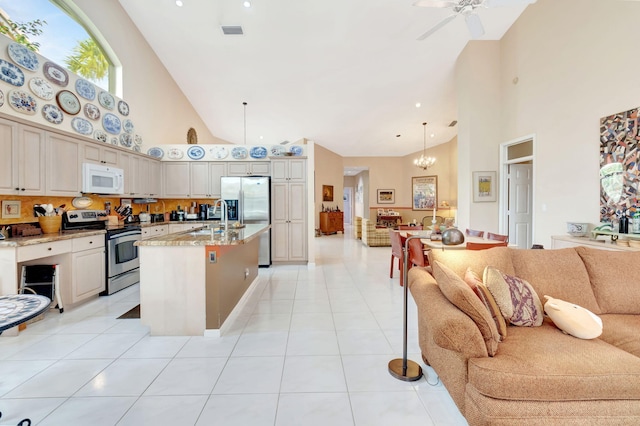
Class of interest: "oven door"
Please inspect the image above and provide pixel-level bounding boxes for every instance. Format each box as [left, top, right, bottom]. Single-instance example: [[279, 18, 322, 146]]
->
[[107, 230, 140, 278]]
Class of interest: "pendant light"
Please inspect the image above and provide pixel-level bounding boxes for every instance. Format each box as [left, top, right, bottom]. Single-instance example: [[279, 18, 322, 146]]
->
[[243, 101, 247, 145], [414, 122, 436, 170]]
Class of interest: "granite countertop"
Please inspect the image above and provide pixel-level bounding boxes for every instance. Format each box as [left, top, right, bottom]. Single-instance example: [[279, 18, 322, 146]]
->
[[0, 229, 106, 248], [136, 224, 270, 247]]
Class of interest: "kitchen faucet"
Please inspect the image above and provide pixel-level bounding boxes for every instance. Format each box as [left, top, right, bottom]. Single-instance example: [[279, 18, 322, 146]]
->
[[212, 199, 228, 231]]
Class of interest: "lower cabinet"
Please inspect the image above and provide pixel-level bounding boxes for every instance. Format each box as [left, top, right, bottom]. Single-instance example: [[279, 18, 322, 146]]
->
[[142, 225, 168, 240], [71, 235, 105, 304], [319, 212, 344, 235], [168, 223, 202, 234]]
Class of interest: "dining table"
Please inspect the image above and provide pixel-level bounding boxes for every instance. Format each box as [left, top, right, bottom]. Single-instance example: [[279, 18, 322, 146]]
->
[[0, 294, 51, 335], [397, 230, 508, 250]]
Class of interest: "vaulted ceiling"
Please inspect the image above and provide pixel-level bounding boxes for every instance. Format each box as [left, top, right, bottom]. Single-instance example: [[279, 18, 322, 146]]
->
[[119, 0, 532, 157]]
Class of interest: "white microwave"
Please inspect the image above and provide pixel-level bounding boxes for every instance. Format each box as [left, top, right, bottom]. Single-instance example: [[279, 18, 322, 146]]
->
[[82, 163, 124, 195]]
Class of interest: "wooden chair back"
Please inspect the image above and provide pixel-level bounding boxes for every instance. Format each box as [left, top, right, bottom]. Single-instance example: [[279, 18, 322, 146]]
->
[[465, 241, 508, 250], [465, 228, 485, 238], [390, 230, 405, 258], [487, 232, 508, 242], [407, 236, 429, 267]]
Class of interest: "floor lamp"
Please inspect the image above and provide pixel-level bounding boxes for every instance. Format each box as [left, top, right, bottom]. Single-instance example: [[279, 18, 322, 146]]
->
[[388, 228, 465, 382]]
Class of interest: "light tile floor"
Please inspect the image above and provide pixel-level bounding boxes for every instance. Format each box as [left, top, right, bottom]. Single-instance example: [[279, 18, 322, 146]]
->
[[0, 227, 468, 426]]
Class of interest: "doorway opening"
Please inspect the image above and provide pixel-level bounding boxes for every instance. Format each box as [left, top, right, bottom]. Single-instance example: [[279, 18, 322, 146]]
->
[[343, 187, 353, 225], [500, 135, 535, 249]]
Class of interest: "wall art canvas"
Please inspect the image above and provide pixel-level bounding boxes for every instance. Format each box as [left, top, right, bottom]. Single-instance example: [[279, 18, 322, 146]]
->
[[412, 176, 437, 210], [472, 171, 497, 202]]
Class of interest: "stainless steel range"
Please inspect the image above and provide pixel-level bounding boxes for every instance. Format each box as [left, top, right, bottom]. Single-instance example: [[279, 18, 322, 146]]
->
[[62, 209, 141, 295]]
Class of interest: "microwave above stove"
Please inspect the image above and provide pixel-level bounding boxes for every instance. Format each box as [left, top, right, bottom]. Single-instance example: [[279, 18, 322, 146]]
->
[[82, 163, 124, 195]]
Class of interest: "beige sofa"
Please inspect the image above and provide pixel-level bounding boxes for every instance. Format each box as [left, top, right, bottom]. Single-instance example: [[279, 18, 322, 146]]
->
[[408, 246, 640, 425], [361, 218, 391, 247]]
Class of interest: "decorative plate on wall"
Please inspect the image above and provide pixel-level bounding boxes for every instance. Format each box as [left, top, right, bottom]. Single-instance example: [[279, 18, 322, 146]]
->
[[0, 59, 25, 86], [167, 148, 184, 159], [123, 119, 134, 134], [102, 113, 122, 135], [72, 196, 93, 209], [120, 133, 133, 147], [118, 100, 129, 116], [71, 117, 93, 135], [94, 129, 108, 143], [250, 146, 268, 159], [211, 146, 228, 159], [42, 104, 64, 124], [187, 145, 205, 160], [0, 89, 5, 107], [110, 137, 118, 146], [28, 77, 54, 100], [98, 91, 115, 110], [84, 103, 100, 121], [56, 90, 80, 115], [75, 79, 96, 100], [187, 127, 198, 144], [289, 145, 303, 156], [132, 145, 140, 152], [270, 145, 285, 156], [8, 90, 37, 115], [43, 61, 69, 87], [147, 147, 164, 159], [134, 134, 143, 146], [231, 146, 248, 159], [8, 42, 39, 72]]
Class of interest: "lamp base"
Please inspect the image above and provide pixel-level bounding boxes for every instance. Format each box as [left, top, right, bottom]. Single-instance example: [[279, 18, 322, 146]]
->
[[388, 358, 423, 382]]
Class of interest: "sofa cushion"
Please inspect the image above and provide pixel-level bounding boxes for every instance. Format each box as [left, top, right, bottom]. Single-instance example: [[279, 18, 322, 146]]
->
[[543, 295, 602, 339], [429, 246, 514, 279], [468, 320, 640, 401], [510, 248, 601, 314], [599, 314, 640, 358], [484, 267, 543, 327], [465, 268, 508, 341], [575, 246, 640, 314], [432, 260, 500, 356]]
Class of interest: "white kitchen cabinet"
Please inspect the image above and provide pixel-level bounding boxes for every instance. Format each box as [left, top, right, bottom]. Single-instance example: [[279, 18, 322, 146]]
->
[[142, 225, 168, 240], [82, 143, 119, 166], [46, 132, 83, 196], [163, 162, 191, 197], [271, 158, 306, 182], [148, 160, 161, 197], [127, 155, 151, 197], [227, 161, 270, 176], [71, 235, 105, 303], [190, 162, 227, 198], [271, 180, 307, 262], [0, 119, 46, 196], [168, 223, 202, 234]]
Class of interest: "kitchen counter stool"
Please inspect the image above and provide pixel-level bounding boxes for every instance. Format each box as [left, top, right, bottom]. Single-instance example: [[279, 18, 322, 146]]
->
[[20, 264, 63, 313]]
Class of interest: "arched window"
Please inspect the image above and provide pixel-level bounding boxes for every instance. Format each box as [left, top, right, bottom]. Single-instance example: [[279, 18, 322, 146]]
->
[[0, 0, 122, 96]]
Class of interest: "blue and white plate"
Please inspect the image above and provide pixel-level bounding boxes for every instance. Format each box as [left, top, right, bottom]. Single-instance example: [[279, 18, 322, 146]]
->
[[0, 59, 25, 86], [147, 147, 164, 159], [0, 89, 5, 107], [8, 90, 36, 115], [134, 134, 143, 146], [98, 91, 115, 110], [210, 146, 228, 159], [42, 104, 63, 124], [84, 103, 100, 121], [289, 145, 303, 156], [102, 113, 122, 135], [75, 79, 96, 100], [231, 146, 248, 159], [118, 100, 129, 116], [250, 146, 268, 159], [71, 117, 93, 135], [8, 42, 39, 72], [120, 133, 133, 147], [123, 119, 134, 134], [28, 77, 54, 100], [43, 61, 68, 87], [187, 145, 205, 160], [110, 137, 118, 146], [270, 145, 285, 156], [132, 145, 140, 152], [94, 129, 108, 143]]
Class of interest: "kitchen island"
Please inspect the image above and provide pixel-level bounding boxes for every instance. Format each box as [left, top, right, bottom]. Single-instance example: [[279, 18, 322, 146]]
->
[[135, 223, 269, 336]]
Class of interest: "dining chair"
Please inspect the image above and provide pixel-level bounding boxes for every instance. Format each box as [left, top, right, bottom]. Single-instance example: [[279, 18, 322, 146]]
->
[[487, 232, 508, 242], [465, 228, 485, 238], [389, 230, 407, 284], [407, 236, 430, 268], [397, 225, 423, 230], [465, 241, 508, 250]]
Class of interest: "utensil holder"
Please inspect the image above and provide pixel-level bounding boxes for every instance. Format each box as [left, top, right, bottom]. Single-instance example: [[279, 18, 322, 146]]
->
[[39, 216, 62, 234]]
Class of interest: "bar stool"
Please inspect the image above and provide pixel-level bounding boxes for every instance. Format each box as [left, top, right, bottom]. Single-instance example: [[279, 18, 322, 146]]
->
[[20, 264, 63, 313]]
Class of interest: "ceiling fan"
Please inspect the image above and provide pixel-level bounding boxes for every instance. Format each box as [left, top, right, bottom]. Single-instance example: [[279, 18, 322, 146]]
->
[[413, 0, 537, 41]]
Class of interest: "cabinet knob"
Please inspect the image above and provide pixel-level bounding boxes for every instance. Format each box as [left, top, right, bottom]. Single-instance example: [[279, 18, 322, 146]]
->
[[89, 241, 93, 244], [21, 188, 25, 191], [47, 247, 52, 251]]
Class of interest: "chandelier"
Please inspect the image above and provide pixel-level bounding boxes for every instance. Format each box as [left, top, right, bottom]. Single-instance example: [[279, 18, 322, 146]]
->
[[414, 122, 436, 170]]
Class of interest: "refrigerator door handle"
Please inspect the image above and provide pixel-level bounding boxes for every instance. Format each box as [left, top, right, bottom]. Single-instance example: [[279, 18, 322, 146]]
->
[[239, 189, 244, 223]]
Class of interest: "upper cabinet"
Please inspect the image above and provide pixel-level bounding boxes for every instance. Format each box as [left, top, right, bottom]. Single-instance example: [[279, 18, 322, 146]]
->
[[227, 161, 270, 176], [271, 158, 306, 182], [162, 162, 227, 199], [82, 143, 119, 166], [0, 119, 46, 195], [46, 132, 83, 197]]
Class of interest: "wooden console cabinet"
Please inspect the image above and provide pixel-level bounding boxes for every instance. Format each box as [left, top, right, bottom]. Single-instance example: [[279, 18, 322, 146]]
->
[[319, 211, 344, 235]]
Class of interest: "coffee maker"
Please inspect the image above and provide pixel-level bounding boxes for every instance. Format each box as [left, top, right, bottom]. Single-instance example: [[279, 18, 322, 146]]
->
[[198, 204, 209, 221]]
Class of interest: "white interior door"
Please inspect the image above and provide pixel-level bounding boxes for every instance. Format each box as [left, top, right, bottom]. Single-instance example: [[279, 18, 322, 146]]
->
[[343, 188, 352, 225], [508, 164, 533, 249]]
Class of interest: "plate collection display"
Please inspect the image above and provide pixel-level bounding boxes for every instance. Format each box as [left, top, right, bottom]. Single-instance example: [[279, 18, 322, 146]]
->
[[75, 79, 96, 100], [231, 146, 248, 159], [147, 147, 164, 159], [211, 146, 228, 159], [7, 43, 39, 72], [28, 77, 54, 100], [42, 104, 64, 124], [84, 103, 100, 120], [71, 117, 93, 135], [102, 113, 121, 134], [43, 61, 69, 86], [56, 90, 81, 115], [187, 145, 205, 160], [250, 146, 268, 159], [8, 90, 37, 115], [0, 59, 25, 86], [98, 91, 115, 110]]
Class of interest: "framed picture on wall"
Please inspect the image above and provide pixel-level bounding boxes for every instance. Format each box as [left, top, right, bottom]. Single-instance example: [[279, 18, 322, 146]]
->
[[412, 176, 437, 210], [322, 185, 334, 201], [377, 189, 395, 204], [472, 171, 497, 202], [2, 200, 21, 219]]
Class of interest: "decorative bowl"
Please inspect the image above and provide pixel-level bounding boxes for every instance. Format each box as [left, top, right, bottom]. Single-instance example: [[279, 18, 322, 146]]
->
[[567, 222, 588, 237]]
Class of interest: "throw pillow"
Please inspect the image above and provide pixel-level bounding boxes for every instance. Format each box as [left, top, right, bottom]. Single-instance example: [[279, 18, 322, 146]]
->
[[432, 261, 500, 356], [464, 268, 508, 341], [543, 295, 603, 339], [483, 266, 544, 327]]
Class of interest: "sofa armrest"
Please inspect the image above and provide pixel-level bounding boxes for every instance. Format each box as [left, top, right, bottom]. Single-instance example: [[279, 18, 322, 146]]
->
[[409, 267, 488, 359]]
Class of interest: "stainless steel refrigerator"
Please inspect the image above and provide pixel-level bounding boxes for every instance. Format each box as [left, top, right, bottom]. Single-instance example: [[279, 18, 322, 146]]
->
[[221, 176, 271, 267]]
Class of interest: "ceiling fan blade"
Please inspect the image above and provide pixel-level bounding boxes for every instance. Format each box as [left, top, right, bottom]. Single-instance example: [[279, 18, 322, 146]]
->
[[465, 13, 485, 38], [417, 14, 457, 40], [413, 0, 458, 8], [484, 0, 537, 7]]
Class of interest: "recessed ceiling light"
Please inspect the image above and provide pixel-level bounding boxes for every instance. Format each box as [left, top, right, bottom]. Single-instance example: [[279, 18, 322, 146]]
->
[[430, 133, 435, 138], [243, 0, 251, 7], [415, 102, 421, 108], [259, 135, 263, 140], [175, 0, 183, 6]]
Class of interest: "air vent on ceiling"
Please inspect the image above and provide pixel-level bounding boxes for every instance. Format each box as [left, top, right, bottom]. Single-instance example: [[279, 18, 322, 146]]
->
[[221, 26, 244, 35], [448, 120, 458, 127]]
